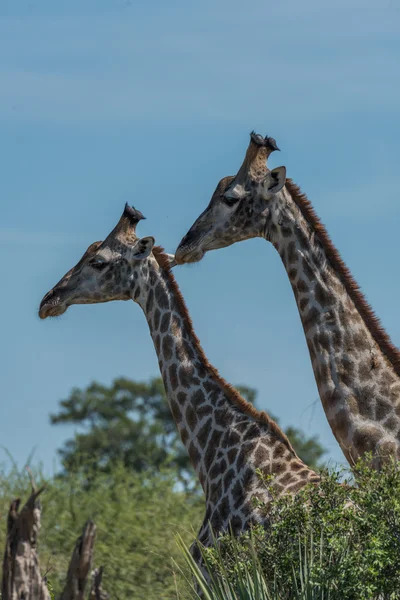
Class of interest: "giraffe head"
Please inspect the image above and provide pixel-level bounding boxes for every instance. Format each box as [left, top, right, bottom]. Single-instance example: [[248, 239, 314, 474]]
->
[[175, 132, 286, 264], [39, 205, 157, 319]]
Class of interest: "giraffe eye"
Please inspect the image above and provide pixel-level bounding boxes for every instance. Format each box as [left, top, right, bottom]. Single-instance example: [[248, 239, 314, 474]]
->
[[222, 194, 240, 207], [223, 184, 248, 207], [90, 260, 108, 270]]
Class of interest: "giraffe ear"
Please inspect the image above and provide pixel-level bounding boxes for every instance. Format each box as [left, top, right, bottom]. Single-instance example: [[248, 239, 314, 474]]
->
[[266, 166, 286, 194], [132, 236, 155, 260]]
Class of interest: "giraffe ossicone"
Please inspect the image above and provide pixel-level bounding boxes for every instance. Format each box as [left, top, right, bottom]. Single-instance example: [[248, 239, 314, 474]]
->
[[39, 204, 320, 561], [175, 131, 400, 469]]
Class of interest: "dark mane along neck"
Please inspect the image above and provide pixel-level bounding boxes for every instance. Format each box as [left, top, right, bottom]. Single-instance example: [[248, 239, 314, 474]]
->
[[285, 179, 400, 377], [152, 246, 297, 455]]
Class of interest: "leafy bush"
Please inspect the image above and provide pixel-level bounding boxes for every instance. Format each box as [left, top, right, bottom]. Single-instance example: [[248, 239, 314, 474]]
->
[[0, 460, 203, 599], [181, 457, 400, 600]]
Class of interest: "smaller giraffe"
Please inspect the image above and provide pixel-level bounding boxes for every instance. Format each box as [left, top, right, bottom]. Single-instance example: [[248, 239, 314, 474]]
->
[[175, 131, 400, 469], [39, 204, 320, 563]]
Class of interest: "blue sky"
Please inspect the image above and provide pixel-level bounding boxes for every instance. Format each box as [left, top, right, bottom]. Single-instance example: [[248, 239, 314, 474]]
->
[[1, 0, 399, 474]]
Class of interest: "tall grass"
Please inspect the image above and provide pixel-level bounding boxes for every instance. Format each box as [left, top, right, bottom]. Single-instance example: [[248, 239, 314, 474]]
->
[[176, 532, 334, 600]]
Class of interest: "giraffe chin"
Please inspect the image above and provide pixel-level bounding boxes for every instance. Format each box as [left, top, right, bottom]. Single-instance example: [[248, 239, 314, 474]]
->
[[39, 301, 68, 319], [175, 247, 205, 265]]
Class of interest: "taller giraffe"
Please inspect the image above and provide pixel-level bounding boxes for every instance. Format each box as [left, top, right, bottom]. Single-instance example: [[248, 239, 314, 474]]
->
[[175, 132, 400, 468], [39, 205, 320, 561]]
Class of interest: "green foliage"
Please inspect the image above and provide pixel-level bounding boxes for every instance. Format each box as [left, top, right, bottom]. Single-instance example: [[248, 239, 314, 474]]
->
[[51, 378, 327, 489], [183, 457, 400, 599], [0, 461, 203, 600]]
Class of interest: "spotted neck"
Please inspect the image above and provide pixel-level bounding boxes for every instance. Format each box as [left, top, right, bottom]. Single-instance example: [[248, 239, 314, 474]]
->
[[267, 182, 400, 467], [130, 249, 319, 531]]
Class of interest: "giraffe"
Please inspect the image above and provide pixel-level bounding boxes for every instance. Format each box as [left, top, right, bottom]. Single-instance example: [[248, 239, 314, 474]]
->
[[175, 132, 400, 469], [39, 204, 320, 563]]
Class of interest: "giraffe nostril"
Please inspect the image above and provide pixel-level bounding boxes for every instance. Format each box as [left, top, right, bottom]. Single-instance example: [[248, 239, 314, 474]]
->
[[40, 290, 53, 310], [39, 289, 64, 319]]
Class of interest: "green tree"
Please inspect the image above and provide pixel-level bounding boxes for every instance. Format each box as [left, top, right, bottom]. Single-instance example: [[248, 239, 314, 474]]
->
[[51, 378, 326, 484], [50, 377, 194, 485]]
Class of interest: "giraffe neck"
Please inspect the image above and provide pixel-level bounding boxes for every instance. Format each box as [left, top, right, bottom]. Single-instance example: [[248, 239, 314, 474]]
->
[[130, 250, 318, 534], [267, 183, 400, 466]]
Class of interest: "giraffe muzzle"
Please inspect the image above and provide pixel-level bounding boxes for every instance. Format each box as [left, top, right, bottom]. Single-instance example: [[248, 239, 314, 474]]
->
[[39, 291, 67, 319], [175, 244, 205, 265], [175, 227, 214, 264]]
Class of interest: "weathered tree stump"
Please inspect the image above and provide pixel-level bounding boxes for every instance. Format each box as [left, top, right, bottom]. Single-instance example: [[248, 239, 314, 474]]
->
[[2, 485, 50, 600], [89, 567, 109, 600], [2, 484, 109, 600], [60, 520, 97, 600]]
